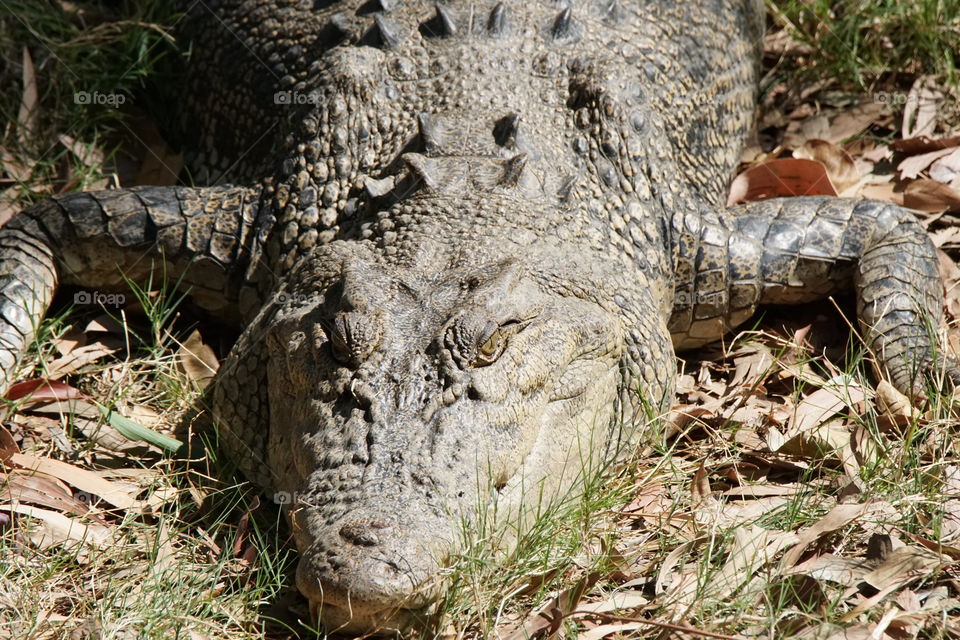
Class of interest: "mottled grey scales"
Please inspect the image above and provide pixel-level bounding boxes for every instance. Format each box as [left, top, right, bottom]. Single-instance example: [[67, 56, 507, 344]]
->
[[0, 0, 956, 634]]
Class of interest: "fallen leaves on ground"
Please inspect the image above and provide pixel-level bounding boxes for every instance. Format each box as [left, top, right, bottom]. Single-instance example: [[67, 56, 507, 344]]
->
[[496, 63, 960, 635], [5, 8, 960, 640]]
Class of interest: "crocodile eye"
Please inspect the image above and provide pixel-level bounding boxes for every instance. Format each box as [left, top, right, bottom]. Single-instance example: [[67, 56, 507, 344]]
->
[[471, 328, 505, 367], [329, 330, 351, 365]]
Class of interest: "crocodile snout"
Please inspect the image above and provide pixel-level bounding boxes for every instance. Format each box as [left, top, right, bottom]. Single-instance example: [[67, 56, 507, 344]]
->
[[294, 509, 451, 635]]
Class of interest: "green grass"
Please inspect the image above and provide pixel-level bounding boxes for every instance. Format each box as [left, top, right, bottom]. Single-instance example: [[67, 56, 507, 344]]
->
[[768, 0, 960, 88], [0, 0, 180, 202]]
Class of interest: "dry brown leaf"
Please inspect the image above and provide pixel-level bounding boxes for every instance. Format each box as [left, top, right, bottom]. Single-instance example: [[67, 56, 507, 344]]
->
[[763, 29, 815, 57], [4, 379, 100, 421], [892, 135, 960, 155], [782, 502, 871, 568], [940, 466, 960, 543], [123, 404, 163, 429], [720, 485, 803, 498], [17, 47, 38, 146], [930, 226, 960, 251], [938, 251, 960, 328], [767, 575, 829, 623], [622, 481, 670, 517], [782, 383, 866, 442], [826, 102, 886, 144], [0, 471, 92, 517], [5, 378, 84, 402], [58, 134, 105, 173], [789, 553, 874, 587], [714, 496, 793, 528], [903, 179, 960, 214], [859, 182, 903, 206], [579, 623, 647, 640], [793, 139, 860, 192], [728, 159, 837, 206], [499, 572, 601, 640], [826, 624, 890, 640], [2, 503, 112, 551], [18, 398, 100, 421], [703, 525, 798, 602], [875, 380, 921, 426], [44, 340, 121, 379], [897, 146, 957, 180], [663, 406, 710, 443], [861, 546, 943, 593], [655, 537, 707, 597], [84, 314, 126, 335], [53, 327, 86, 357], [902, 77, 943, 139], [861, 144, 892, 163], [133, 118, 184, 187], [728, 346, 774, 389], [0, 196, 18, 229], [779, 420, 873, 476], [177, 329, 219, 389], [0, 147, 32, 184], [691, 459, 714, 507], [0, 424, 18, 459], [895, 589, 922, 613], [675, 373, 696, 394], [8, 452, 143, 510], [930, 147, 960, 184], [793, 114, 830, 145], [575, 591, 648, 615]]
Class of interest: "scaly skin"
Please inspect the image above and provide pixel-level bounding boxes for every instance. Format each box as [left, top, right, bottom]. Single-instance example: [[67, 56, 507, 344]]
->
[[0, 0, 955, 634]]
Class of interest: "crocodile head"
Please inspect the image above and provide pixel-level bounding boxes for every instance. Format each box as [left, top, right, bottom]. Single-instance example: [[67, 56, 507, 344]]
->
[[260, 242, 629, 634]]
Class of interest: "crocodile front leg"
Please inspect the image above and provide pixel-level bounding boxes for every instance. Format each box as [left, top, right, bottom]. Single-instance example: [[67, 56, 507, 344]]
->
[[670, 196, 958, 395], [0, 185, 259, 390]]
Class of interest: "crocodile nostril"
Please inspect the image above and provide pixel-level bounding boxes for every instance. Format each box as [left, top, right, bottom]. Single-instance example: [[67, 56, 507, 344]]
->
[[339, 520, 389, 547]]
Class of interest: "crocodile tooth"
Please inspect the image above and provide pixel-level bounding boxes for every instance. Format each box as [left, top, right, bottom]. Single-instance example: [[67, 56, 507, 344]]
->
[[499, 153, 527, 187], [402, 153, 441, 190], [372, 14, 402, 48], [551, 7, 573, 40], [493, 112, 520, 148], [487, 2, 507, 36], [417, 112, 445, 153], [433, 3, 458, 37]]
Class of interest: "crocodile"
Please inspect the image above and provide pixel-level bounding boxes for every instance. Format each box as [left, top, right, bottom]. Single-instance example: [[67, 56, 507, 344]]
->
[[0, 0, 956, 634]]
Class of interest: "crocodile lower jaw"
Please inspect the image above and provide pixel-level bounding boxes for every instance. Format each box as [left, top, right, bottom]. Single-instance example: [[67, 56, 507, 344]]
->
[[309, 599, 438, 636]]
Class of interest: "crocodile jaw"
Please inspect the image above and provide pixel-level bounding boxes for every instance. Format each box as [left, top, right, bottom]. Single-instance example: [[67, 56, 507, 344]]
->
[[293, 505, 447, 635]]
